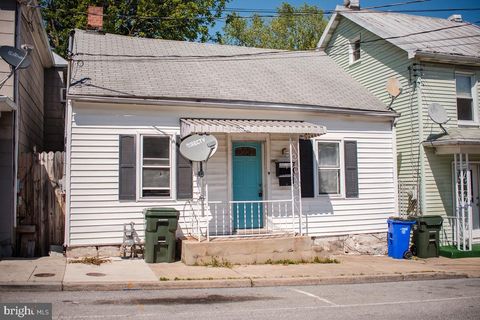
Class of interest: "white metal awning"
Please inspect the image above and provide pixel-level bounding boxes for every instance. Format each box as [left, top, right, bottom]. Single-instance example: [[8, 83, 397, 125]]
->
[[180, 118, 327, 138]]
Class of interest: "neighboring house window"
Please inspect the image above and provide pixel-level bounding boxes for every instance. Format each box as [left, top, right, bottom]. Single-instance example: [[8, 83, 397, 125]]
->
[[349, 37, 361, 64], [456, 74, 476, 122], [141, 135, 171, 197], [317, 142, 341, 195]]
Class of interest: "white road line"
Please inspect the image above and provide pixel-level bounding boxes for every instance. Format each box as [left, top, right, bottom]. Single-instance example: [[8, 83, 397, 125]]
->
[[53, 294, 480, 319], [291, 288, 338, 306]]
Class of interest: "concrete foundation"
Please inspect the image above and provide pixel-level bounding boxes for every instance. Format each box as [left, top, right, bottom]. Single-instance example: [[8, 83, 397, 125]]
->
[[312, 233, 387, 256], [67, 232, 387, 262], [66, 245, 121, 258]]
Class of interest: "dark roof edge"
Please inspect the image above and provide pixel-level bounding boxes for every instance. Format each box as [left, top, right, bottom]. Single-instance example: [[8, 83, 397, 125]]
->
[[68, 94, 398, 118], [412, 51, 480, 66], [423, 139, 480, 147]]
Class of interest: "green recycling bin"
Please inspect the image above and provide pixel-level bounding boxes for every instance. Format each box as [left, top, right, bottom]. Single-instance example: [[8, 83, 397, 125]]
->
[[412, 215, 443, 258], [144, 208, 179, 263]]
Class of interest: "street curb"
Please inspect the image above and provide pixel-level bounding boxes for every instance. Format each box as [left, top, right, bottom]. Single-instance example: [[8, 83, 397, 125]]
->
[[1, 272, 470, 292], [58, 272, 471, 291], [0, 282, 62, 292], [251, 272, 469, 287], [62, 279, 253, 291]]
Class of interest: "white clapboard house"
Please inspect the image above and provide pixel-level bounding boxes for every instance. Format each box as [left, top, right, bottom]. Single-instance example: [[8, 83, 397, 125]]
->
[[64, 28, 398, 260]]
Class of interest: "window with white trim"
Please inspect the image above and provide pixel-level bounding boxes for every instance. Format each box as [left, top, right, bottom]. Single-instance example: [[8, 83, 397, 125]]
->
[[349, 37, 361, 64], [456, 74, 476, 122], [141, 135, 171, 197], [317, 141, 341, 195]]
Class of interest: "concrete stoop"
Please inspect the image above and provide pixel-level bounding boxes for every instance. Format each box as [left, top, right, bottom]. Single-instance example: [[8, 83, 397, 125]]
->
[[182, 236, 321, 265]]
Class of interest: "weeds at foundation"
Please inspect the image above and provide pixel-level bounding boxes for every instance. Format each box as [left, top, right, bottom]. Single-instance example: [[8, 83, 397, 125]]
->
[[264, 257, 339, 265], [69, 257, 111, 266], [159, 277, 169, 281], [173, 277, 215, 281], [200, 257, 233, 268], [312, 257, 340, 264]]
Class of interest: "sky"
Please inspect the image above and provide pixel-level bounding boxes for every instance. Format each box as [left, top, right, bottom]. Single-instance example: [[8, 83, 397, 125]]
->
[[211, 0, 480, 35]]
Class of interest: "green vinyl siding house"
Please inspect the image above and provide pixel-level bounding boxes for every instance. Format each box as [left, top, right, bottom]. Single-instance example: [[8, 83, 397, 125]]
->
[[319, 3, 480, 250]]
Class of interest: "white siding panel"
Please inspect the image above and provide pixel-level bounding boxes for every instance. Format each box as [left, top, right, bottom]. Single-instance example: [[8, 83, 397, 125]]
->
[[67, 103, 395, 245]]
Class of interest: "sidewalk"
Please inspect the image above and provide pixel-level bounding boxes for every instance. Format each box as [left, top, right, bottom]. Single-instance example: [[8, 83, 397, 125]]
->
[[1, 255, 479, 292]]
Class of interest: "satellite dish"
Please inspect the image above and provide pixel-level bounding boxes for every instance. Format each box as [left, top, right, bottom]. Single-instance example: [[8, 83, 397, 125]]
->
[[180, 134, 218, 162], [0, 46, 31, 69], [428, 103, 449, 124], [386, 77, 402, 98]]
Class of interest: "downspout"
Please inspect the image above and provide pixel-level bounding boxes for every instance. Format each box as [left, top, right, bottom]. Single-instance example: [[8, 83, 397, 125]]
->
[[415, 65, 427, 215], [13, 0, 22, 239], [391, 118, 399, 215], [63, 30, 75, 247]]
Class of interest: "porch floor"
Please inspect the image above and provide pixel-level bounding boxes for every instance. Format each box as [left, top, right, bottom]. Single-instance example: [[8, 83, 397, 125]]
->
[[440, 244, 480, 259], [207, 232, 297, 242]]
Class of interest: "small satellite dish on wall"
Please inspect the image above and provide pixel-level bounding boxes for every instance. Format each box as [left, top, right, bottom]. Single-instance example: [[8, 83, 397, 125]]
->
[[428, 103, 449, 125], [0, 46, 32, 69], [180, 134, 218, 162], [386, 77, 402, 98], [428, 103, 449, 134], [385, 77, 403, 110]]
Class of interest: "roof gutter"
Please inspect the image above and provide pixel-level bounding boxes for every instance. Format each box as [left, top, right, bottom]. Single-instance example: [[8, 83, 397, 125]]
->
[[411, 51, 480, 67], [423, 140, 480, 147], [34, 1, 55, 67], [68, 94, 399, 118]]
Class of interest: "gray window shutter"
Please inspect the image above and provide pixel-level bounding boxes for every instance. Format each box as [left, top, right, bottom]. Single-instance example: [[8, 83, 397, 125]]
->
[[119, 135, 136, 200], [299, 139, 314, 198], [176, 135, 193, 199], [344, 141, 359, 198]]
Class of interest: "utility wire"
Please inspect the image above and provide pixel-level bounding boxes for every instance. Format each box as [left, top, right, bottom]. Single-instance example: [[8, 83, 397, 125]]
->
[[28, 2, 480, 22], [71, 40, 480, 64], [70, 24, 480, 61], [224, 0, 431, 13]]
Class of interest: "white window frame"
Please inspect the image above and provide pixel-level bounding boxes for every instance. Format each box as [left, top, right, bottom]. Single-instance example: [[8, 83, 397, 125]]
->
[[137, 133, 175, 200], [455, 72, 479, 126], [314, 139, 345, 198], [349, 35, 361, 65]]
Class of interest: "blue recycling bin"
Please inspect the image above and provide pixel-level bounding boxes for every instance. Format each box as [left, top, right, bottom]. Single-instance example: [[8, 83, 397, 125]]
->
[[387, 219, 416, 259]]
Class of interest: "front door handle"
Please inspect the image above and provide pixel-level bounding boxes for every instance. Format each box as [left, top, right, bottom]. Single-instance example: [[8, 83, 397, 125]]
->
[[258, 191, 263, 197]]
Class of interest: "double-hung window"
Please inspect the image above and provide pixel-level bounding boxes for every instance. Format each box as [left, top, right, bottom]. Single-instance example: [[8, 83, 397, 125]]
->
[[317, 141, 341, 195], [349, 36, 361, 64], [141, 136, 171, 198], [456, 74, 476, 123]]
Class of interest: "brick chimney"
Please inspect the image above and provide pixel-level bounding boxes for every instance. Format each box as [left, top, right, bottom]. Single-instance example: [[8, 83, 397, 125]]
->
[[87, 6, 103, 30], [343, 0, 360, 10], [448, 14, 463, 23]]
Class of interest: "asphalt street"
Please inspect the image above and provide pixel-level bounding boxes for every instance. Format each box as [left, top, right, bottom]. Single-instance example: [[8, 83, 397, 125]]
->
[[1, 278, 479, 320]]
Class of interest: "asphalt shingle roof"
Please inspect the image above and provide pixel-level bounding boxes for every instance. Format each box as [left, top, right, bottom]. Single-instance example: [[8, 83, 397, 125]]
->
[[339, 10, 480, 59], [69, 29, 389, 113], [426, 127, 480, 146]]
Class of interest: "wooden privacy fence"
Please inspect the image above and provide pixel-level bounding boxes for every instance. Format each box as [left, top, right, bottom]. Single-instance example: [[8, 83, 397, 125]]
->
[[17, 151, 65, 256]]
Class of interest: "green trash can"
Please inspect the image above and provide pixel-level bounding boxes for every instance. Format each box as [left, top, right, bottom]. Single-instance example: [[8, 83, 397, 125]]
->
[[144, 208, 179, 263], [412, 215, 443, 258]]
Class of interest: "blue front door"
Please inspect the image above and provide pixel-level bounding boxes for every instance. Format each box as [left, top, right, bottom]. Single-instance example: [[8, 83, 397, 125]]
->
[[232, 142, 263, 229]]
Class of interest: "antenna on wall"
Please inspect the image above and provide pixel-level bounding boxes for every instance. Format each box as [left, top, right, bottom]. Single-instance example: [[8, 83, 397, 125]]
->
[[428, 103, 450, 134], [385, 77, 402, 110]]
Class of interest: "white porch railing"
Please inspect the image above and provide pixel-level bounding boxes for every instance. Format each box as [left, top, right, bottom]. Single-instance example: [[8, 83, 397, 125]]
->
[[206, 199, 297, 239], [453, 153, 474, 251], [440, 215, 458, 247]]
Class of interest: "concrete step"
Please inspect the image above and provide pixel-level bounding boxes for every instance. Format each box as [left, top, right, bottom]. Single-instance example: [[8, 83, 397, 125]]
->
[[181, 235, 317, 265]]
